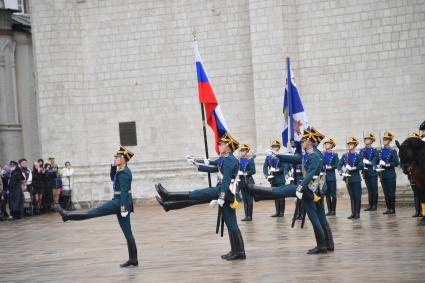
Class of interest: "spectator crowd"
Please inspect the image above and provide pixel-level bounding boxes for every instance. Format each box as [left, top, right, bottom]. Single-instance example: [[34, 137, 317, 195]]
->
[[0, 157, 74, 221]]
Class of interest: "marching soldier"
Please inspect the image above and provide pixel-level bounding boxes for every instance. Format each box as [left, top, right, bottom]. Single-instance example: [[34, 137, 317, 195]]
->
[[263, 140, 289, 217], [377, 132, 400, 215], [238, 144, 256, 221], [248, 127, 334, 254], [58, 146, 138, 268], [409, 132, 422, 218], [337, 137, 364, 219], [360, 133, 379, 211], [323, 138, 339, 216], [155, 133, 246, 261]]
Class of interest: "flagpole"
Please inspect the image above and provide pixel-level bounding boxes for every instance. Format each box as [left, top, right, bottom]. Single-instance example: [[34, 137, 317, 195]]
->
[[193, 28, 212, 188], [287, 57, 294, 149]]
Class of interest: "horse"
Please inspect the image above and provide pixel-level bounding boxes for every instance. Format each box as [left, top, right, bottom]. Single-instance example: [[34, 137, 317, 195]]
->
[[396, 137, 425, 190]]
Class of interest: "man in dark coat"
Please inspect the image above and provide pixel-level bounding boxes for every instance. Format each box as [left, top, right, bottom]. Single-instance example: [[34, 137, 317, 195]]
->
[[8, 160, 25, 220]]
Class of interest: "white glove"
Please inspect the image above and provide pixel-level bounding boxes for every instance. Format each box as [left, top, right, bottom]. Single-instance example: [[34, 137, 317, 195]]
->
[[238, 170, 245, 176], [326, 165, 332, 170], [385, 163, 391, 167], [296, 185, 303, 200], [203, 158, 210, 166], [379, 160, 386, 166], [270, 167, 276, 173], [209, 200, 218, 208], [363, 159, 370, 165], [345, 165, 352, 171], [120, 206, 129, 218], [217, 192, 225, 207]]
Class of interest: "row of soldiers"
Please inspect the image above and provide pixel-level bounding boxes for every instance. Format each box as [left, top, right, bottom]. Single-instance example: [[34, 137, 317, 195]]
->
[[56, 123, 424, 265], [237, 129, 425, 224]]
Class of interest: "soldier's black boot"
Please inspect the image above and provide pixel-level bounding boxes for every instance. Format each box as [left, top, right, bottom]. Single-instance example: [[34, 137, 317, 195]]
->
[[155, 196, 204, 212], [271, 200, 281, 217], [325, 196, 332, 216], [347, 199, 355, 219], [241, 202, 249, 221], [155, 184, 190, 201], [243, 203, 253, 221], [120, 238, 138, 268], [412, 194, 421, 217], [322, 224, 334, 252], [364, 192, 373, 211], [307, 225, 328, 254], [389, 195, 396, 214], [247, 184, 273, 196], [353, 200, 360, 219], [278, 198, 285, 217], [332, 197, 337, 215], [225, 229, 246, 260], [57, 205, 88, 222], [370, 192, 378, 211], [222, 231, 236, 259], [383, 194, 391, 214], [419, 216, 425, 226]]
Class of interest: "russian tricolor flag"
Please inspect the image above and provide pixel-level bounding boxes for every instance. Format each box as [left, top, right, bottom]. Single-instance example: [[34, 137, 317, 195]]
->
[[194, 41, 229, 153]]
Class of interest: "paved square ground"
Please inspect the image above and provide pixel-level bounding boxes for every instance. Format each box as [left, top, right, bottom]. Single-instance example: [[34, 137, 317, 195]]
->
[[1, 200, 424, 283]]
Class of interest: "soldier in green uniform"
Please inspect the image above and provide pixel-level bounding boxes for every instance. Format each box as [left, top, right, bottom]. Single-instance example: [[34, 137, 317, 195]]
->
[[238, 144, 256, 221], [263, 140, 290, 217], [58, 146, 138, 268], [155, 133, 246, 261], [360, 133, 379, 211], [322, 138, 339, 216], [248, 128, 334, 254], [378, 132, 400, 215], [337, 137, 364, 219]]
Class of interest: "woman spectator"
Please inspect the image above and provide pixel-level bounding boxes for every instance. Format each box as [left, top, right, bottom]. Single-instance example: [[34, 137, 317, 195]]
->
[[50, 164, 63, 210], [60, 161, 74, 210], [44, 162, 55, 212], [32, 160, 46, 214]]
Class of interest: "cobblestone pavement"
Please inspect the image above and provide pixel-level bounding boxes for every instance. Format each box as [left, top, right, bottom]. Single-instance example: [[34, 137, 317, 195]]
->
[[1, 199, 424, 283]]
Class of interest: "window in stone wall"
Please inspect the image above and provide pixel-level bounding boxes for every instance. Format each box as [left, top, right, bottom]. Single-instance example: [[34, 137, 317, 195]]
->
[[119, 121, 137, 146]]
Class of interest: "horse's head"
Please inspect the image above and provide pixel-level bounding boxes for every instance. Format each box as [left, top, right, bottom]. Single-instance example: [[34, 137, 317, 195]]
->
[[398, 137, 425, 175]]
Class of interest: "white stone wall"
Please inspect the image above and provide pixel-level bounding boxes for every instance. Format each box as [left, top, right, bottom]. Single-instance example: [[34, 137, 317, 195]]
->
[[30, 0, 424, 203]]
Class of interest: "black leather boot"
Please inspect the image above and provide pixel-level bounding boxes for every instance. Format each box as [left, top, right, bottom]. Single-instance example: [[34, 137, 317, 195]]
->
[[413, 194, 421, 217], [247, 184, 273, 196], [57, 205, 88, 222], [370, 192, 378, 211], [244, 202, 253, 221], [307, 225, 328, 254], [271, 200, 280, 217], [241, 202, 249, 221], [332, 197, 337, 215], [155, 196, 204, 212], [155, 184, 190, 201], [221, 230, 236, 259], [353, 200, 360, 219], [389, 195, 396, 214], [325, 196, 332, 216], [364, 192, 372, 211], [383, 194, 391, 214], [347, 199, 355, 219], [322, 224, 334, 251], [278, 198, 285, 217], [225, 229, 246, 260], [120, 238, 138, 267]]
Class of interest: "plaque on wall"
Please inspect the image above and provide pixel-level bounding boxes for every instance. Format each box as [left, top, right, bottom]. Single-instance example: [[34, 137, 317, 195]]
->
[[119, 121, 137, 146]]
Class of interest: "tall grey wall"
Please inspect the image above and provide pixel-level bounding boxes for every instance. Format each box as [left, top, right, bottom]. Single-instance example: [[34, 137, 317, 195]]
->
[[29, 0, 425, 203]]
